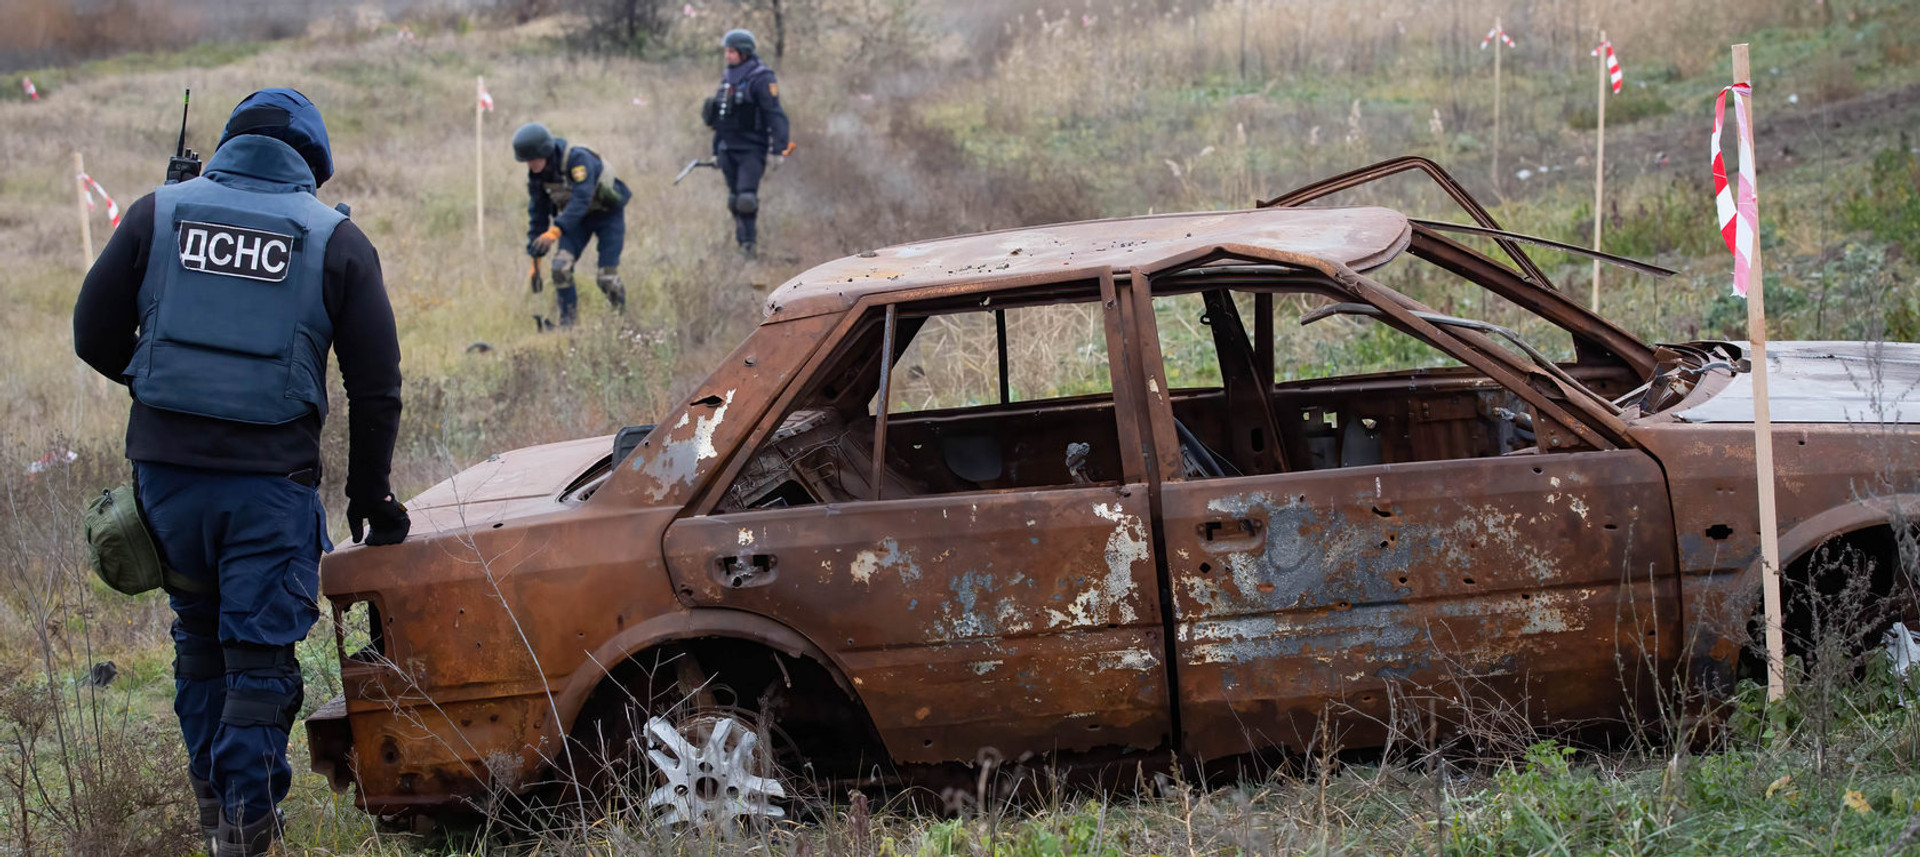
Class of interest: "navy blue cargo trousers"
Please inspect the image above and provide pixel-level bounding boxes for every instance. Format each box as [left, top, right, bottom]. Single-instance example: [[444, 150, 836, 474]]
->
[[136, 461, 330, 827], [716, 147, 766, 248]]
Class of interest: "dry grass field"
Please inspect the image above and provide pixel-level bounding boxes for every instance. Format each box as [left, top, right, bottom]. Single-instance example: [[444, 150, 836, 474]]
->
[[3, 1, 1920, 853]]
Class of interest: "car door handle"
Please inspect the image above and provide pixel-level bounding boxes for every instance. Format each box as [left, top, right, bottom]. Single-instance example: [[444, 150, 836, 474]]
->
[[715, 553, 778, 589], [1199, 518, 1263, 541]]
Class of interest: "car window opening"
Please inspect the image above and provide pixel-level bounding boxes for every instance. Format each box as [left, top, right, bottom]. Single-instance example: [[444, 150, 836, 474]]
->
[[715, 289, 1126, 513], [1156, 281, 1548, 479]]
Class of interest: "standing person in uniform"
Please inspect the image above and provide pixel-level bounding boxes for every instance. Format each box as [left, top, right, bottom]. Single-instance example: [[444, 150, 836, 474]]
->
[[515, 122, 630, 328], [71, 88, 409, 857], [703, 28, 792, 258]]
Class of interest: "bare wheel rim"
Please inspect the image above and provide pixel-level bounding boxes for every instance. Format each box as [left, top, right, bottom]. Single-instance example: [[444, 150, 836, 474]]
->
[[644, 709, 797, 832]]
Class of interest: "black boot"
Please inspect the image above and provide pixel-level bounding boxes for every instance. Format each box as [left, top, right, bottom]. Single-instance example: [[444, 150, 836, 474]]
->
[[213, 809, 283, 857], [191, 778, 220, 853]]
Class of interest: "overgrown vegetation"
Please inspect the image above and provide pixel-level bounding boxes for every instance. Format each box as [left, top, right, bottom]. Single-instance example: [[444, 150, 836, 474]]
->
[[2, 0, 1918, 854], [1842, 137, 1920, 247]]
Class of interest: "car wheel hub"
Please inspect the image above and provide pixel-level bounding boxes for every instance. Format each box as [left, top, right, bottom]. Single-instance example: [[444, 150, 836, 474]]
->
[[644, 712, 787, 830]]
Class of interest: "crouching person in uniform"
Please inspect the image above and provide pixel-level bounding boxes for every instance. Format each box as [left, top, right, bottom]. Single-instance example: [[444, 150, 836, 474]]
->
[[514, 122, 630, 328], [72, 88, 409, 857]]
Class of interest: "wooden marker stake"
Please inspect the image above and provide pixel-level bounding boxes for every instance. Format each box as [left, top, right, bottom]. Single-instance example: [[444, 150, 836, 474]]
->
[[1591, 31, 1608, 311], [1492, 16, 1504, 192], [1731, 43, 1786, 703], [73, 152, 93, 264], [475, 76, 486, 256]]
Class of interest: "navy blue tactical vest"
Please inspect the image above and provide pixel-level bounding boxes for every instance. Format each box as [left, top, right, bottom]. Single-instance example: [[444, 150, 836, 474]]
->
[[712, 61, 772, 136], [127, 136, 344, 425]]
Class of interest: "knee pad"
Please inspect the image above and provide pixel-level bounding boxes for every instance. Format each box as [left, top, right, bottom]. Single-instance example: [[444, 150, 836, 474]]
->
[[550, 249, 577, 280], [595, 269, 623, 289], [734, 192, 758, 215], [220, 644, 300, 730], [726, 192, 740, 214], [219, 684, 303, 731], [174, 637, 224, 681]]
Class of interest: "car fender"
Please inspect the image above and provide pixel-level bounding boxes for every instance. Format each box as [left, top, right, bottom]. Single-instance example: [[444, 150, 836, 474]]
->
[[1769, 493, 1920, 580], [553, 607, 861, 731], [1698, 493, 1920, 640], [1680, 493, 1920, 686]]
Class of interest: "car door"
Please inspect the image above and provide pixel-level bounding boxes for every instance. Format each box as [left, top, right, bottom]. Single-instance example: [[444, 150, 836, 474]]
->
[[1134, 286, 1681, 762], [662, 280, 1172, 766]]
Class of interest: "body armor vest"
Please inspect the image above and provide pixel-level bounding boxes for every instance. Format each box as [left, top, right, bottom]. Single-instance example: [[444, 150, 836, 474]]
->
[[540, 144, 625, 214], [127, 136, 343, 425], [709, 66, 770, 134]]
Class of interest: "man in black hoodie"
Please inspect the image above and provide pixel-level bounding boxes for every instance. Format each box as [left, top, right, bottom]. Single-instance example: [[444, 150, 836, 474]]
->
[[703, 28, 793, 257], [72, 88, 408, 857]]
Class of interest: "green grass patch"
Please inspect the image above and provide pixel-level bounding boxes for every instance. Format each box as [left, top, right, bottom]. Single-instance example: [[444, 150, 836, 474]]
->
[[1567, 87, 1674, 130], [1840, 141, 1920, 245]]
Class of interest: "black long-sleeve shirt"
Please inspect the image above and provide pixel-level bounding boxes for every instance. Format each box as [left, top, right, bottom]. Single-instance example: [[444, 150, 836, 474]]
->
[[73, 192, 403, 504]]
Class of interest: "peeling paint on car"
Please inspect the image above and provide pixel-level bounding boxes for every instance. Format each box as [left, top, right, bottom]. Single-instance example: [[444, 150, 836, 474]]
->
[[636, 389, 737, 500]]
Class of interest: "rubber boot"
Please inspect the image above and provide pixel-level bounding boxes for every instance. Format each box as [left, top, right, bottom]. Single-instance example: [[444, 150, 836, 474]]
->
[[554, 286, 579, 328], [213, 809, 283, 857]]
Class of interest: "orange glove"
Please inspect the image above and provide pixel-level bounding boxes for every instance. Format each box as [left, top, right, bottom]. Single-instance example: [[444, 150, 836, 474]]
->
[[530, 225, 561, 255]]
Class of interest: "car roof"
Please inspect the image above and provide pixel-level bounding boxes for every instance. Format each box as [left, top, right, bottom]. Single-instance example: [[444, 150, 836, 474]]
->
[[763, 205, 1411, 321]]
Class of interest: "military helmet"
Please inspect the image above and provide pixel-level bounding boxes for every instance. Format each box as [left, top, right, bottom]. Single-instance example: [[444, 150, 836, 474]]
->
[[512, 122, 555, 162], [722, 29, 756, 56]]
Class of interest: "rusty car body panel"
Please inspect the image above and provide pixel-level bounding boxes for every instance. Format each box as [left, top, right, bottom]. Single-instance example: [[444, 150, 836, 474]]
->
[[309, 159, 1920, 817]]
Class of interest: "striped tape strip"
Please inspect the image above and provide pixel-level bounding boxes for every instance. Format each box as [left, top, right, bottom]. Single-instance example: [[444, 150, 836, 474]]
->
[[1711, 83, 1757, 297]]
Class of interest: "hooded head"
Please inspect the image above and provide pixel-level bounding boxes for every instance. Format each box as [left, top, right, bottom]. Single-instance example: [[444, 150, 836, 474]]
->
[[217, 88, 334, 187]]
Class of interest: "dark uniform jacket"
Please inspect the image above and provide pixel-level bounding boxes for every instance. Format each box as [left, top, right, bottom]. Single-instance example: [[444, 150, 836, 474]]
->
[[525, 138, 630, 242], [707, 58, 791, 155], [73, 192, 403, 504]]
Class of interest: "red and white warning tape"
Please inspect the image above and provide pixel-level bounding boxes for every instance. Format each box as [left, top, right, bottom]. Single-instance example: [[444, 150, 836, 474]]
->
[[1592, 40, 1623, 93], [1480, 24, 1516, 50], [1711, 82, 1758, 297], [78, 172, 120, 227], [22, 77, 37, 101], [477, 77, 494, 111]]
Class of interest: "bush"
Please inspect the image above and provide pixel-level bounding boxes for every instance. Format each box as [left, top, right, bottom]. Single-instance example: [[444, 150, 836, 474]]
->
[[567, 0, 674, 57], [1841, 140, 1920, 246]]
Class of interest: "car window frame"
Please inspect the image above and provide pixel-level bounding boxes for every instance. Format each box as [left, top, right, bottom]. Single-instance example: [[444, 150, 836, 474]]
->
[[1116, 252, 1631, 489], [683, 271, 1148, 517]]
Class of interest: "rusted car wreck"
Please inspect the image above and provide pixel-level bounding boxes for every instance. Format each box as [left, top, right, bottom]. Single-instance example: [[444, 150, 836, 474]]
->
[[308, 158, 1920, 826]]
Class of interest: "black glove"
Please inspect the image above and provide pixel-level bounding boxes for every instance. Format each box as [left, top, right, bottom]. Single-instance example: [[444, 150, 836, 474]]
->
[[527, 237, 550, 258], [347, 495, 410, 546]]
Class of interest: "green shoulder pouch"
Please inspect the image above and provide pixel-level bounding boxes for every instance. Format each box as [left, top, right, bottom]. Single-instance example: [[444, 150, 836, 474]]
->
[[83, 481, 205, 596]]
